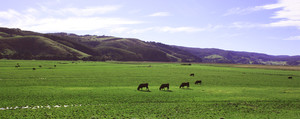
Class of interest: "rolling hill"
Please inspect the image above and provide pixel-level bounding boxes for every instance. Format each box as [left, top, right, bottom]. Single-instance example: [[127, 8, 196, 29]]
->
[[0, 27, 200, 62], [176, 46, 300, 65], [0, 27, 299, 65]]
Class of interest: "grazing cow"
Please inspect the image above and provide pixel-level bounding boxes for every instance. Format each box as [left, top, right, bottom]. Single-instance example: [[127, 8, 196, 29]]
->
[[159, 84, 169, 90], [181, 63, 191, 66], [54, 65, 56, 67], [288, 76, 293, 79], [15, 63, 20, 68], [179, 82, 189, 88], [32, 68, 36, 70], [137, 83, 149, 90], [195, 80, 202, 85], [190, 73, 194, 77], [39, 65, 42, 68]]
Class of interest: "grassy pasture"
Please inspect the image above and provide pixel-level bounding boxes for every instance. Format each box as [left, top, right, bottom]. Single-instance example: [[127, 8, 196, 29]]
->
[[0, 60, 300, 118]]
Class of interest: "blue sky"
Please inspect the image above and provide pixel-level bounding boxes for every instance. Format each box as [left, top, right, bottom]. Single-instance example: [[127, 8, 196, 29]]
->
[[0, 0, 299, 56]]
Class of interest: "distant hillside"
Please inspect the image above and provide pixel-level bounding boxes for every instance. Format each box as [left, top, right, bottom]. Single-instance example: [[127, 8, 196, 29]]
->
[[0, 28, 89, 60], [0, 27, 200, 62], [1, 27, 299, 65], [176, 46, 300, 65]]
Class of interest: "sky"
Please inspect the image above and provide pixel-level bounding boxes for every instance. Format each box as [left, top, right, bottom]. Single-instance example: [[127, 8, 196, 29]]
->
[[0, 0, 299, 56]]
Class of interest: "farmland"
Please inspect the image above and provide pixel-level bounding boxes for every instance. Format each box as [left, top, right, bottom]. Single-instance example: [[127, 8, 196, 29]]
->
[[0, 60, 300, 118]]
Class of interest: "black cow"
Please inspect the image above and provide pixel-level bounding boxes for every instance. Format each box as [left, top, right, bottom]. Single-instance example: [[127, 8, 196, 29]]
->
[[190, 73, 194, 77], [159, 84, 169, 90], [288, 76, 293, 79], [195, 80, 202, 85], [137, 83, 149, 90], [179, 82, 189, 88], [32, 68, 36, 70], [15, 63, 20, 68]]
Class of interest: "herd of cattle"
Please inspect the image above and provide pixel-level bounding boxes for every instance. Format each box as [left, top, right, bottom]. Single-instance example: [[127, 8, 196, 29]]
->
[[14, 63, 294, 91], [137, 73, 294, 91], [15, 63, 57, 70], [137, 73, 202, 91]]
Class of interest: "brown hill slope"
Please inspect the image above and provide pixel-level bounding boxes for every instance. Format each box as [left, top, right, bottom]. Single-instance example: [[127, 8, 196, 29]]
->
[[0, 27, 200, 62]]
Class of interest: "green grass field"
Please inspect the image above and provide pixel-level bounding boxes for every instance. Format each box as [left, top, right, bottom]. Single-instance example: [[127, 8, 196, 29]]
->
[[0, 60, 300, 118]]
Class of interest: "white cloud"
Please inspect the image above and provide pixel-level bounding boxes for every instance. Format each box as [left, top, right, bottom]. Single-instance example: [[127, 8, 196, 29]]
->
[[229, 22, 266, 29], [283, 35, 300, 40], [34, 5, 121, 17], [60, 6, 122, 16], [125, 27, 155, 34], [109, 25, 223, 34], [223, 6, 263, 16], [25, 17, 143, 32], [224, 0, 300, 29], [156, 25, 222, 33], [0, 9, 21, 20], [158, 26, 204, 33], [26, 8, 39, 14], [109, 27, 130, 34], [148, 12, 170, 17], [262, 0, 300, 28], [0, 6, 142, 32], [267, 20, 300, 28]]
